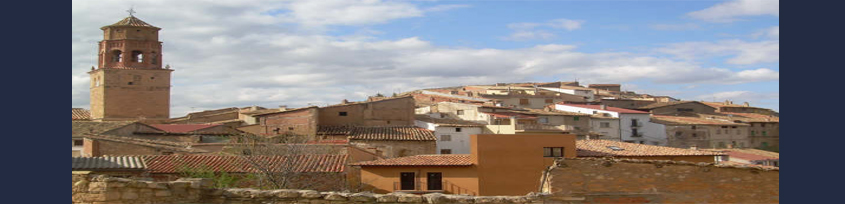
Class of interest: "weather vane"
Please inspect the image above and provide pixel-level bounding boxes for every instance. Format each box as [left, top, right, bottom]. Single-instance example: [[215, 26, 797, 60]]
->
[[127, 6, 136, 17]]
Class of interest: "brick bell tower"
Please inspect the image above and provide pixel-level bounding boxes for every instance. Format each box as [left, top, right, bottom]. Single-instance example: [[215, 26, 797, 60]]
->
[[89, 12, 173, 122]]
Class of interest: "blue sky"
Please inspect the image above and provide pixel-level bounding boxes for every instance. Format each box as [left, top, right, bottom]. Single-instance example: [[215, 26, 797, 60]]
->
[[72, 0, 779, 116]]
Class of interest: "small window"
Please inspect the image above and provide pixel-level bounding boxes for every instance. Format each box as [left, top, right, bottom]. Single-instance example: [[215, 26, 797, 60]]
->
[[691, 126, 697, 130], [761, 123, 767, 128], [692, 133, 698, 137], [339, 112, 348, 116], [455, 128, 462, 132], [600, 122, 611, 128], [441, 135, 452, 142], [543, 147, 565, 158], [574, 116, 580, 121], [457, 110, 465, 115], [73, 140, 84, 147], [441, 149, 453, 155], [520, 99, 530, 105], [722, 126, 729, 129], [162, 152, 174, 155], [288, 127, 295, 131], [762, 131, 768, 136]]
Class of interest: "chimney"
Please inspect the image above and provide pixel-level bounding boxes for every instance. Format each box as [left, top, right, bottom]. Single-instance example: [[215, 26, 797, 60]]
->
[[278, 105, 288, 111], [342, 99, 350, 104]]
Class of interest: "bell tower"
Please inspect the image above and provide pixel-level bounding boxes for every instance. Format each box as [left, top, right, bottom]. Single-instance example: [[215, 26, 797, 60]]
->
[[89, 12, 173, 122]]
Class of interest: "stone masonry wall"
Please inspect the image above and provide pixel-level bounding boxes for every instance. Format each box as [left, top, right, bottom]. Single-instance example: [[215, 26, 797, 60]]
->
[[72, 174, 558, 204], [543, 158, 779, 204]]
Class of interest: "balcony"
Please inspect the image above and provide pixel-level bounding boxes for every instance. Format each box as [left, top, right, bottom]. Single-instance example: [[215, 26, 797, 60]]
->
[[393, 181, 476, 196]]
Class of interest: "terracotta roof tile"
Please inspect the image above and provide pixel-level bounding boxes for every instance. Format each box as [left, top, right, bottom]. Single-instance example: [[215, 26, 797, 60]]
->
[[721, 112, 779, 122], [637, 101, 708, 110], [415, 115, 487, 127], [651, 115, 749, 126], [72, 121, 136, 138], [83, 134, 208, 153], [352, 155, 472, 166], [480, 111, 538, 119], [348, 126, 437, 141], [577, 140, 726, 157], [143, 155, 347, 173], [104, 16, 159, 28], [149, 124, 221, 133], [72, 108, 92, 121]]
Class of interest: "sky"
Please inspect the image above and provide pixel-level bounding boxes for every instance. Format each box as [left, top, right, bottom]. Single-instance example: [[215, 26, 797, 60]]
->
[[72, 0, 780, 117]]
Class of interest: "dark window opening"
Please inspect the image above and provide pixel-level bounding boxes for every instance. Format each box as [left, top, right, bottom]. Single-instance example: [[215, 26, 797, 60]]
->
[[131, 51, 143, 63], [73, 140, 84, 146], [112, 50, 123, 62], [441, 149, 452, 155], [428, 173, 443, 191], [401, 172, 416, 190], [162, 152, 174, 155], [339, 112, 348, 116], [456, 128, 462, 132], [127, 82, 134, 85], [151, 52, 158, 65], [544, 147, 565, 158]]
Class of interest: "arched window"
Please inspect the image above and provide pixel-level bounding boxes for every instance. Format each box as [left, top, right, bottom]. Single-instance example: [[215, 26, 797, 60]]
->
[[131, 51, 143, 63], [150, 52, 158, 65], [112, 50, 123, 62]]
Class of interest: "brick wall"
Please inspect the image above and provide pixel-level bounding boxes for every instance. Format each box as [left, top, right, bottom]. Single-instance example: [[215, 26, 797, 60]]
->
[[260, 108, 319, 136], [543, 158, 779, 203], [349, 140, 436, 158]]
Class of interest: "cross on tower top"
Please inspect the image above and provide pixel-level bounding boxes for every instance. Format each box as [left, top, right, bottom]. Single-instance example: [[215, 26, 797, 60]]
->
[[126, 7, 136, 17]]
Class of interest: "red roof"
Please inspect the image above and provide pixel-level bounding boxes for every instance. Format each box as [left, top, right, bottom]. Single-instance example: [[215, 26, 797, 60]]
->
[[150, 124, 221, 133], [143, 155, 348, 174], [724, 151, 777, 162], [557, 104, 649, 114], [72, 108, 92, 121]]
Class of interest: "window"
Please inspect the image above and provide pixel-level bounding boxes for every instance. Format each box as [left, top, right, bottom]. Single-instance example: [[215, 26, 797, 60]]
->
[[428, 173, 443, 191], [441, 135, 452, 142], [691, 126, 697, 130], [762, 131, 768, 136], [131, 51, 143, 63], [574, 116, 580, 121], [440, 149, 452, 154], [162, 152, 174, 155], [751, 131, 756, 136], [457, 110, 465, 116], [520, 99, 530, 105], [632, 119, 639, 127], [73, 140, 84, 147], [544, 147, 565, 158], [401, 173, 416, 190], [675, 132, 683, 137], [692, 133, 698, 138], [732, 126, 738, 129], [112, 50, 123, 62], [761, 123, 766, 128], [451, 91, 459, 95], [722, 126, 729, 129], [600, 122, 611, 128], [455, 128, 462, 132], [151, 52, 158, 65], [339, 112, 348, 116]]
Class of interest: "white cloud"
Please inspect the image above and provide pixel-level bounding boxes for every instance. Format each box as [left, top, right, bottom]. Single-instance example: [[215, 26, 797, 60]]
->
[[688, 0, 779, 23], [423, 4, 472, 12], [72, 1, 778, 117], [650, 23, 701, 31], [753, 26, 779, 39], [503, 19, 585, 41], [657, 39, 779, 65]]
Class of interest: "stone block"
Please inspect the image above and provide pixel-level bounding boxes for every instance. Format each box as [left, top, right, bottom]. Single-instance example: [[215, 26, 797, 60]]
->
[[349, 192, 376, 202], [375, 194, 398, 203], [323, 192, 348, 201], [397, 194, 424, 203], [274, 189, 302, 199]]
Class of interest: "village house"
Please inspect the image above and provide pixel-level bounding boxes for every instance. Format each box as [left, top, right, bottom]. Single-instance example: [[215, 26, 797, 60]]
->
[[709, 148, 780, 167], [318, 126, 437, 159], [590, 114, 622, 141], [352, 134, 577, 196], [72, 121, 163, 157], [407, 90, 490, 107], [480, 93, 587, 109], [651, 115, 751, 149], [555, 104, 667, 146], [703, 101, 778, 116], [636, 101, 718, 115], [415, 114, 486, 155], [576, 139, 726, 163], [588, 84, 622, 92], [81, 134, 210, 157], [726, 112, 779, 151]]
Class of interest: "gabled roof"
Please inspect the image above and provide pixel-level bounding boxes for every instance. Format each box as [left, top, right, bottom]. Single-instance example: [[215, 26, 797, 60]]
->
[[72, 108, 92, 121], [318, 126, 436, 141], [557, 104, 649, 114], [418, 90, 490, 102], [637, 101, 711, 110], [577, 140, 726, 157], [149, 124, 222, 133], [651, 115, 749, 126], [72, 156, 147, 171], [242, 106, 318, 117], [72, 121, 136, 138], [721, 112, 780, 123], [352, 155, 473, 167], [415, 115, 487, 127], [83, 134, 208, 153], [480, 111, 538, 119], [143, 155, 348, 174], [103, 16, 159, 29], [511, 108, 590, 117]]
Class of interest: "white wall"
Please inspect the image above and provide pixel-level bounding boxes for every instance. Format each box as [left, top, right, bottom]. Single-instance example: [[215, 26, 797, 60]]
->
[[434, 126, 481, 155], [591, 118, 621, 141], [555, 104, 620, 118], [620, 114, 667, 146]]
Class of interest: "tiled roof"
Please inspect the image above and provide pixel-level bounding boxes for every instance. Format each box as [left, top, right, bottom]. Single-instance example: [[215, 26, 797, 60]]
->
[[512, 108, 590, 116], [418, 91, 491, 102], [318, 126, 436, 141], [242, 106, 317, 117], [149, 124, 221, 133], [323, 96, 413, 108], [557, 104, 649, 114], [72, 121, 136, 138], [721, 112, 779, 122], [637, 101, 708, 110], [143, 155, 347, 173], [415, 115, 487, 127], [353, 155, 473, 166], [349, 126, 437, 141], [706, 149, 779, 161], [72, 108, 92, 121], [577, 140, 726, 157], [167, 108, 240, 123], [84, 134, 208, 153], [105, 16, 159, 28], [72, 156, 147, 171], [651, 115, 749, 126]]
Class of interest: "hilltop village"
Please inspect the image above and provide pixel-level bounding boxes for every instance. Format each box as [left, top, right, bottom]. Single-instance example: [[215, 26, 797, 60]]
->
[[72, 16, 779, 203]]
